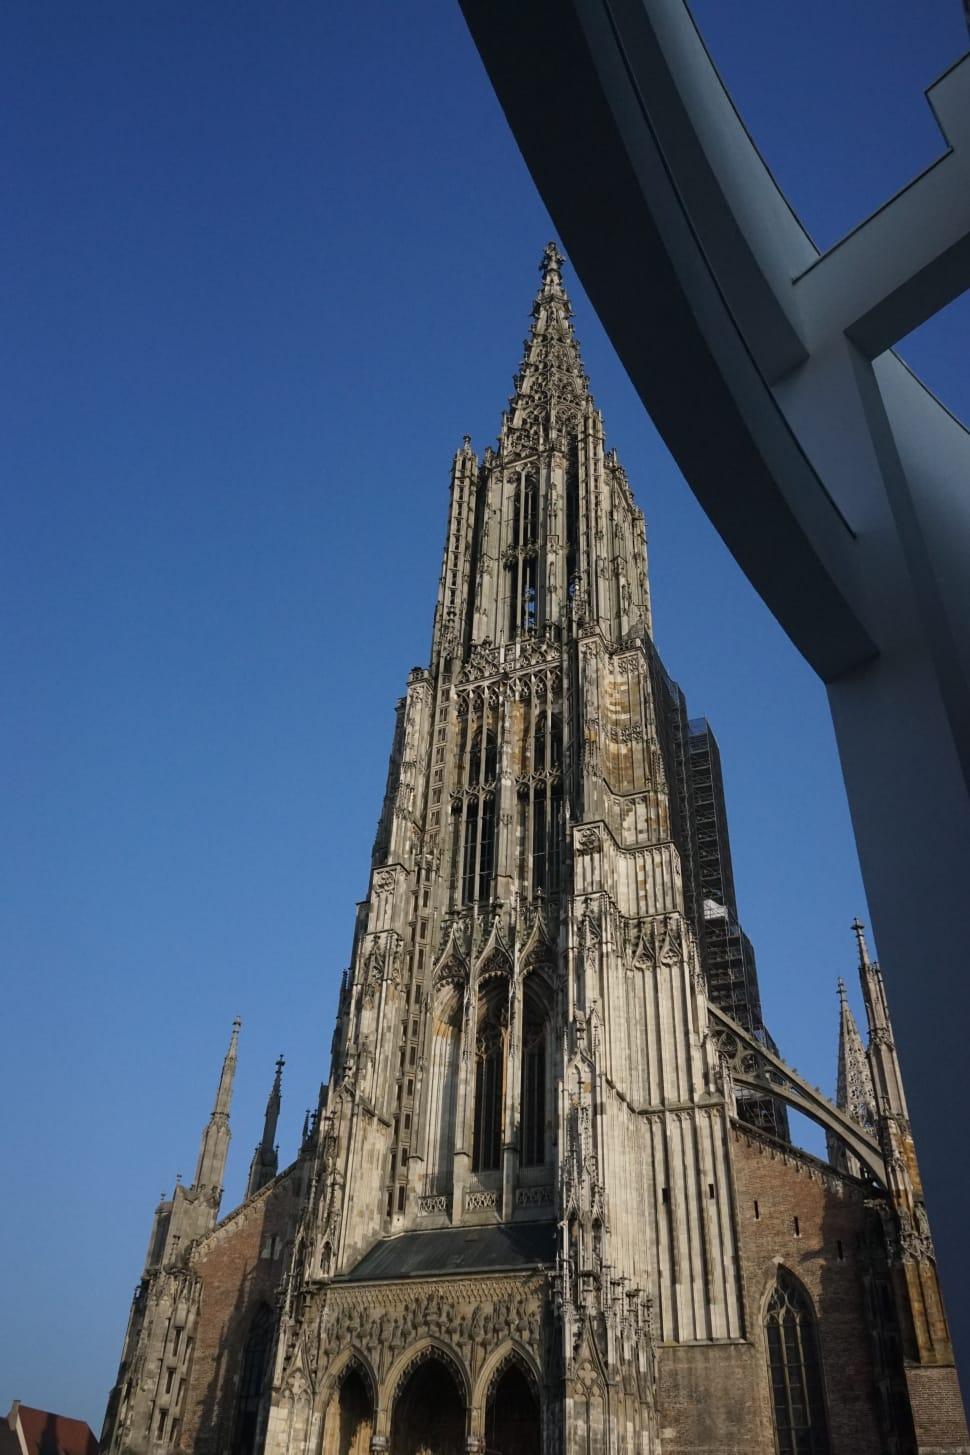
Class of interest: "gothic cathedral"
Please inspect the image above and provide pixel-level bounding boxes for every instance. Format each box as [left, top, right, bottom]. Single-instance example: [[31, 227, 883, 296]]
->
[[102, 248, 968, 1455]]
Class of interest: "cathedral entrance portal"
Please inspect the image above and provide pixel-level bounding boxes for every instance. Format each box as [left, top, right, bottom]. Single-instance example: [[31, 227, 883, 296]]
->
[[390, 1352, 466, 1455], [322, 1365, 374, 1455], [484, 1359, 541, 1455]]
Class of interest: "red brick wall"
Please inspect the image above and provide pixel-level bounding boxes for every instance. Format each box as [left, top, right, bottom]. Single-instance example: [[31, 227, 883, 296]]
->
[[179, 1166, 305, 1455], [657, 1126, 888, 1454], [732, 1126, 886, 1454], [904, 1365, 970, 1452]]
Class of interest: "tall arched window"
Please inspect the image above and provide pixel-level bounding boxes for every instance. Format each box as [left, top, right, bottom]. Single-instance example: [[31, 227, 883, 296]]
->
[[531, 795, 547, 894], [524, 472, 538, 543], [533, 714, 546, 773], [510, 555, 539, 637], [520, 979, 549, 1167], [478, 793, 495, 901], [511, 471, 539, 551], [529, 714, 563, 895], [461, 726, 497, 906], [473, 985, 507, 1172], [230, 1304, 274, 1455], [461, 797, 479, 905], [765, 1270, 831, 1455]]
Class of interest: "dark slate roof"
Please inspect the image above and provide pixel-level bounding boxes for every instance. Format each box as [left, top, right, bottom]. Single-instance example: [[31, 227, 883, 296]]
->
[[340, 1221, 556, 1282]]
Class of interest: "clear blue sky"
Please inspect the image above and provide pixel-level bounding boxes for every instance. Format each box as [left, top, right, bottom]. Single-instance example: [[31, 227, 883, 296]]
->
[[1, 0, 967, 1429]]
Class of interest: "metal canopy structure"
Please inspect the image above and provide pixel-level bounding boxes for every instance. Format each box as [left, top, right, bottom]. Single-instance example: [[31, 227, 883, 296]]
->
[[459, 0, 970, 1369]]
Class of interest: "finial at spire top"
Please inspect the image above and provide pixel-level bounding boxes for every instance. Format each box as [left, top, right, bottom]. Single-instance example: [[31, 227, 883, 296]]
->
[[540, 241, 565, 283], [837, 976, 847, 1000]]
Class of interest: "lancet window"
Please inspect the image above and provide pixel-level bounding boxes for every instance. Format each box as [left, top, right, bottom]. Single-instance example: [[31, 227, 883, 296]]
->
[[517, 702, 563, 897], [511, 470, 539, 549], [765, 1269, 831, 1454], [455, 713, 498, 906], [508, 469, 541, 638], [520, 976, 550, 1166], [473, 982, 508, 1172], [510, 555, 539, 638], [230, 1304, 273, 1455]]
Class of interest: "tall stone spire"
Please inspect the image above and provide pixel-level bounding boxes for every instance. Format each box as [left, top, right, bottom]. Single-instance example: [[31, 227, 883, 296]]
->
[[854, 917, 908, 1119], [193, 1017, 240, 1197], [852, 921, 954, 1365], [502, 241, 592, 451], [247, 1054, 284, 1199], [827, 976, 877, 1174], [835, 976, 876, 1131]]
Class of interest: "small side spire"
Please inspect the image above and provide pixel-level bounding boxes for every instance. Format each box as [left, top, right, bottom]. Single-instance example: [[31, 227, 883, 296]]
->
[[852, 920, 955, 1364], [835, 978, 876, 1131], [192, 1017, 240, 1198], [854, 918, 908, 1119], [246, 1054, 284, 1199], [828, 975, 877, 1175]]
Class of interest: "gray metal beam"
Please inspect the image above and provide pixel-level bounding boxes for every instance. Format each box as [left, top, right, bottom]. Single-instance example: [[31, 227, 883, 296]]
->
[[459, 0, 970, 1370]]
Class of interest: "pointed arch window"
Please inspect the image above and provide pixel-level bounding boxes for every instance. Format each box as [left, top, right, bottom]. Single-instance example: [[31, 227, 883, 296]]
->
[[765, 1270, 831, 1455], [511, 471, 539, 550], [533, 714, 546, 773], [468, 726, 497, 787], [230, 1304, 273, 1455], [477, 793, 495, 901], [461, 797, 479, 905], [529, 713, 563, 896], [524, 559, 538, 631], [461, 724, 497, 906], [473, 987, 507, 1172], [520, 979, 549, 1166]]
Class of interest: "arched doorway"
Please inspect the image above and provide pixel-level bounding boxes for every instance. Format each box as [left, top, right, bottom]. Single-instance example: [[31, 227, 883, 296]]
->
[[484, 1359, 540, 1455], [322, 1364, 374, 1455], [391, 1352, 465, 1455]]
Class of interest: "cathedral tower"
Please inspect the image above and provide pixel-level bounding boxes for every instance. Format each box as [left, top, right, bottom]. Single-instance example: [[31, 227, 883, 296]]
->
[[103, 248, 967, 1455]]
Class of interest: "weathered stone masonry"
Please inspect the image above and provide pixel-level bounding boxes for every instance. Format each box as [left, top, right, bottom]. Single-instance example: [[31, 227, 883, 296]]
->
[[102, 248, 967, 1455]]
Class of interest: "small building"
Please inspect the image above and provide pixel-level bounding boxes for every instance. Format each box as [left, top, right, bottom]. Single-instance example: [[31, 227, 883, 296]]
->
[[2, 1403, 98, 1455]]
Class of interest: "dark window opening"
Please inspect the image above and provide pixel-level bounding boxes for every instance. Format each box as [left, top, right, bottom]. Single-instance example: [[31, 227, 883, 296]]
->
[[765, 1269, 831, 1455], [520, 991, 547, 1167], [532, 796, 547, 894], [478, 794, 495, 901], [461, 798, 479, 905], [473, 996, 505, 1173]]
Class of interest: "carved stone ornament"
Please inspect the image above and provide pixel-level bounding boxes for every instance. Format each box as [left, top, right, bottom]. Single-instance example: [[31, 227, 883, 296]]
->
[[313, 1275, 546, 1397], [577, 827, 601, 853]]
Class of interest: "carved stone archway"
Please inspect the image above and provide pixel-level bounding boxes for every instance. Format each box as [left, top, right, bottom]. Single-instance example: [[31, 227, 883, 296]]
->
[[475, 1344, 542, 1454], [320, 1353, 377, 1455], [387, 1344, 468, 1455]]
